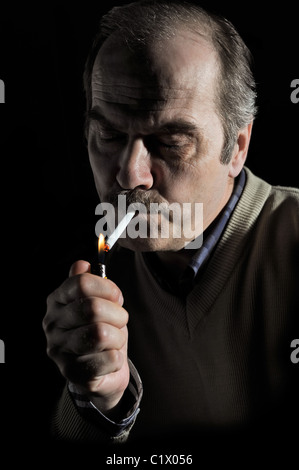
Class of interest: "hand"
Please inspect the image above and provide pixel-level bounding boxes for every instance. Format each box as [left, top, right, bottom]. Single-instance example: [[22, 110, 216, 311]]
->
[[43, 260, 130, 415]]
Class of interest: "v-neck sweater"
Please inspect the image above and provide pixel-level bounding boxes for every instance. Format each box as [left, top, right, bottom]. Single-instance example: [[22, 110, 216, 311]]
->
[[51, 167, 299, 443]]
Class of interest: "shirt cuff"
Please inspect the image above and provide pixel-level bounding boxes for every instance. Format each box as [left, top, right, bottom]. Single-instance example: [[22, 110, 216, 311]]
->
[[68, 359, 143, 437]]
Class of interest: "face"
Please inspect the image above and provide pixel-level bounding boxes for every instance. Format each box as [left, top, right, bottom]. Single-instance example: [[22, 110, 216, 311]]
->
[[88, 31, 241, 252]]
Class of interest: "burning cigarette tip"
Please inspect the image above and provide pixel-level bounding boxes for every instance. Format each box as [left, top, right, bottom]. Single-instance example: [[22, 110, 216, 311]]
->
[[94, 211, 135, 277], [106, 211, 135, 249]]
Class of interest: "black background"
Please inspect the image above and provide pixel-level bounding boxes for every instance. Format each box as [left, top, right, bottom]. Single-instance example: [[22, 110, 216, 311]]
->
[[0, 0, 298, 463]]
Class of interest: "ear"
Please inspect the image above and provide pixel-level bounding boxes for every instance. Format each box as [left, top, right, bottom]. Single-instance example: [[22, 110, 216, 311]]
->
[[228, 122, 253, 178]]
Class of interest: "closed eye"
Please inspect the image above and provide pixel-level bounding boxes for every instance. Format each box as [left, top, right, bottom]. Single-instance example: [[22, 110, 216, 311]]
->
[[99, 131, 127, 142], [158, 142, 182, 151]]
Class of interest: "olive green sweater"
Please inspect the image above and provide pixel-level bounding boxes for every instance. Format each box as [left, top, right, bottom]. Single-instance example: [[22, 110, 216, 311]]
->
[[50, 168, 299, 444]]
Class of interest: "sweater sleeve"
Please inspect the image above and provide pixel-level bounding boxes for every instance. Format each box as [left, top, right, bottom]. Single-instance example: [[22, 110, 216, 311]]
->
[[50, 359, 143, 443]]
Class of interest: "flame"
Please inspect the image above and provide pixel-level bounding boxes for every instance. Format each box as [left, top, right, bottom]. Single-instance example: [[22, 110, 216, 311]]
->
[[98, 233, 105, 254], [98, 233, 109, 255]]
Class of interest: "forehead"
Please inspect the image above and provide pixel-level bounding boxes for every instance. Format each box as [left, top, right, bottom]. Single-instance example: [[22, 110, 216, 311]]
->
[[91, 31, 218, 120]]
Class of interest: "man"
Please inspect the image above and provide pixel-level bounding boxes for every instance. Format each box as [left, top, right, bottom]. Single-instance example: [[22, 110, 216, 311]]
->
[[43, 0, 299, 445]]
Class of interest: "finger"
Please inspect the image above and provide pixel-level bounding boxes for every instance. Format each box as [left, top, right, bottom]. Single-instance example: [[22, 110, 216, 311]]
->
[[43, 297, 128, 332], [52, 297, 129, 330], [52, 323, 127, 356], [48, 272, 124, 306], [69, 260, 91, 277]]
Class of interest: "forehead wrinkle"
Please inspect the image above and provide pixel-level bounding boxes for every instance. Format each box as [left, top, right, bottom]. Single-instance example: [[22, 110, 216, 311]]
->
[[90, 103, 199, 130], [91, 82, 197, 113], [88, 106, 202, 136], [91, 86, 200, 119], [92, 89, 168, 106], [92, 96, 192, 113], [91, 80, 193, 101]]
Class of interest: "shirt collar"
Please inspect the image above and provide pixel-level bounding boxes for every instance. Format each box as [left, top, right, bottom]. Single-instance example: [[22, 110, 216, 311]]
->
[[187, 168, 246, 277], [143, 169, 246, 296]]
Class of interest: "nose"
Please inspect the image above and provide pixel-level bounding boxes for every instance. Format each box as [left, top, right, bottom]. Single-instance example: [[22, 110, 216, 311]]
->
[[116, 137, 154, 190]]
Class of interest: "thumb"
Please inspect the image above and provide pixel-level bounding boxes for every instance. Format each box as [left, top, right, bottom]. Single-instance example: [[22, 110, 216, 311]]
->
[[69, 260, 91, 277]]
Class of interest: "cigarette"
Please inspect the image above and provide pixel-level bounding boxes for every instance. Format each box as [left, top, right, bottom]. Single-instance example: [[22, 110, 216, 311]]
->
[[93, 211, 135, 278], [106, 211, 135, 249]]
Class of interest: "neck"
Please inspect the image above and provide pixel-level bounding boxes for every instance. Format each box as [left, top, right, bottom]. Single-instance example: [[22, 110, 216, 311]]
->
[[155, 249, 194, 281], [155, 178, 235, 279], [156, 249, 194, 272]]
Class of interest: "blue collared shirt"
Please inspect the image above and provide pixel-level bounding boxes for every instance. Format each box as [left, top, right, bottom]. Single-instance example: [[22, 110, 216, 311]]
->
[[188, 168, 246, 275]]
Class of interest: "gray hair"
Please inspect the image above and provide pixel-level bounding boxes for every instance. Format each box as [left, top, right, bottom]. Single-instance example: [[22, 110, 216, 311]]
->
[[84, 0, 257, 164]]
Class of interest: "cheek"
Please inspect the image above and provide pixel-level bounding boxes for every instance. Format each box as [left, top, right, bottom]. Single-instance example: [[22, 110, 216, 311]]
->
[[165, 159, 229, 208]]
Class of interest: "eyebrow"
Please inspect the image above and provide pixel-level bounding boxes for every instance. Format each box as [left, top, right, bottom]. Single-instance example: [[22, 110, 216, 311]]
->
[[86, 109, 114, 129], [86, 108, 199, 135]]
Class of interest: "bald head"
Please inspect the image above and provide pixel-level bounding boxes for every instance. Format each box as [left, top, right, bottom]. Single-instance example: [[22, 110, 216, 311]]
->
[[84, 0, 256, 163], [91, 28, 219, 115]]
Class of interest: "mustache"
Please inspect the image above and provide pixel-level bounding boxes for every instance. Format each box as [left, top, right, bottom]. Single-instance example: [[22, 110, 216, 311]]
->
[[106, 188, 169, 212]]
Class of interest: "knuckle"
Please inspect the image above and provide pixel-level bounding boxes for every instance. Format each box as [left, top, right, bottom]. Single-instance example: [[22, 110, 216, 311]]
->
[[95, 323, 109, 345], [76, 273, 92, 296], [46, 293, 52, 306], [46, 290, 57, 309], [46, 343, 60, 360], [120, 328, 127, 347], [109, 283, 121, 302], [42, 315, 48, 332], [122, 308, 129, 325], [42, 314, 54, 333], [84, 297, 103, 320], [107, 349, 123, 369]]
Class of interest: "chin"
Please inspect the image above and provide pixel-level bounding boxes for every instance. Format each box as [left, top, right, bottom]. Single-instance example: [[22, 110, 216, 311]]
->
[[116, 236, 187, 252]]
